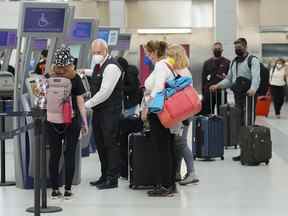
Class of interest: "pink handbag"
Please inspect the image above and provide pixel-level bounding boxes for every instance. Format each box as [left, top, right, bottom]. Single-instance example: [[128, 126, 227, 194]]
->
[[158, 86, 202, 128], [63, 97, 73, 125]]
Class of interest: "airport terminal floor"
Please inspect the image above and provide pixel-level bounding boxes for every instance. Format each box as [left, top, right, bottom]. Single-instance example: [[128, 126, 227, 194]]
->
[[1, 104, 288, 216]]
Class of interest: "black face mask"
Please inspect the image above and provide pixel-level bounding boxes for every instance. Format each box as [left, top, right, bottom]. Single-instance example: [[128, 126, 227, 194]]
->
[[213, 49, 222, 58], [235, 48, 245, 57]]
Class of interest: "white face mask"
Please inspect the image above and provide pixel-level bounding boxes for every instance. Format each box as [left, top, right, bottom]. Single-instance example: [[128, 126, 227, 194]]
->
[[276, 63, 283, 69], [91, 54, 104, 69]]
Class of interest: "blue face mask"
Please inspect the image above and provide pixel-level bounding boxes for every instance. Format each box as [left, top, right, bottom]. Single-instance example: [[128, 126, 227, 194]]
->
[[144, 56, 153, 65]]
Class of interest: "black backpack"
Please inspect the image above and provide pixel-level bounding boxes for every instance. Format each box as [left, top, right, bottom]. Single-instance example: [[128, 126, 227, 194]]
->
[[231, 55, 269, 96]]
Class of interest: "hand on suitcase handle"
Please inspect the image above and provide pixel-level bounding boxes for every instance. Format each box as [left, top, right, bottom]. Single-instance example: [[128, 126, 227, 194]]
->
[[247, 89, 256, 97], [209, 84, 219, 92]]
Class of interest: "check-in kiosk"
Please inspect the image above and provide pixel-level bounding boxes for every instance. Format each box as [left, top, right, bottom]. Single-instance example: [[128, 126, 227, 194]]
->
[[29, 39, 48, 73], [13, 2, 83, 189], [0, 29, 17, 187], [96, 27, 120, 49], [65, 18, 97, 156], [111, 33, 132, 57], [0, 29, 17, 73], [66, 18, 97, 69]]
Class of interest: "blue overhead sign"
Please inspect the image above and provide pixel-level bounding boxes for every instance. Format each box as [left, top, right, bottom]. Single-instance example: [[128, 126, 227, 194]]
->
[[0, 31, 17, 48], [96, 28, 119, 46], [112, 34, 131, 51], [69, 21, 92, 42], [32, 39, 47, 51], [97, 30, 109, 43], [0, 32, 7, 46], [23, 7, 65, 33]]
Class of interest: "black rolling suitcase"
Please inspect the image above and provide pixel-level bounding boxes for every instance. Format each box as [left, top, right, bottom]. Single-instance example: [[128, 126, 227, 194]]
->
[[128, 131, 155, 189], [219, 104, 241, 149], [119, 116, 143, 178], [239, 96, 272, 166]]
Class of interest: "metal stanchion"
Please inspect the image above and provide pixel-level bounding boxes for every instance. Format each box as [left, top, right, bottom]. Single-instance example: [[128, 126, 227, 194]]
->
[[26, 109, 62, 214], [0, 100, 16, 187], [26, 112, 42, 216]]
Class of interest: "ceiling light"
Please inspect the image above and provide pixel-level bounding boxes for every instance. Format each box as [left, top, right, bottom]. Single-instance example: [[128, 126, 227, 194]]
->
[[137, 28, 192, 34]]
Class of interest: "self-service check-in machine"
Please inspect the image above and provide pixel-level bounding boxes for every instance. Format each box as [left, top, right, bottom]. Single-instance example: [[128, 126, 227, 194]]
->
[[0, 29, 17, 97], [111, 33, 132, 58], [0, 29, 17, 74], [29, 39, 48, 73], [0, 29, 17, 135], [96, 27, 120, 59], [65, 18, 97, 156], [13, 2, 84, 189], [66, 18, 97, 69]]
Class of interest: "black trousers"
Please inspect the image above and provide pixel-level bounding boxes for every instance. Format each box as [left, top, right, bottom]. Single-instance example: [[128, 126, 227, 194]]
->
[[148, 113, 175, 188], [201, 90, 226, 115], [271, 85, 285, 115], [93, 106, 121, 180], [47, 118, 81, 190], [234, 93, 256, 126]]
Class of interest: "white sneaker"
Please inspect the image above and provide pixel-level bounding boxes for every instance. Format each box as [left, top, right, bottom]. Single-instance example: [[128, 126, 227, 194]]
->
[[64, 190, 73, 200], [51, 190, 62, 200], [179, 173, 199, 186]]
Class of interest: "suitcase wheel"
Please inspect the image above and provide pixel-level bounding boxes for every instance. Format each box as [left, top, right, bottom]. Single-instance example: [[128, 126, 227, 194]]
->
[[241, 161, 245, 165], [130, 185, 138, 190], [221, 156, 224, 160], [194, 156, 197, 160], [234, 145, 237, 149], [265, 160, 270, 165]]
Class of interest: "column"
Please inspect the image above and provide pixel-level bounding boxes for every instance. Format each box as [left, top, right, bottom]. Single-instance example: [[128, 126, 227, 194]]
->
[[214, 0, 239, 59], [109, 0, 126, 30]]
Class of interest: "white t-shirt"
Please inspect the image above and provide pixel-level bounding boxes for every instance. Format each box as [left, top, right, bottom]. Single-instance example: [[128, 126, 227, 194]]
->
[[270, 66, 287, 86], [144, 59, 174, 98]]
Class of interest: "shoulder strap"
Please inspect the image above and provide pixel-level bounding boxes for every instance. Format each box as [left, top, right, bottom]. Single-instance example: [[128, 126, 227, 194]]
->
[[165, 62, 177, 78], [230, 58, 237, 69], [230, 57, 239, 76], [247, 55, 256, 70]]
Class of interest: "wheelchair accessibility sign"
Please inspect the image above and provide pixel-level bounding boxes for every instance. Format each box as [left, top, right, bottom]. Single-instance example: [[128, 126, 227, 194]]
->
[[23, 8, 65, 33]]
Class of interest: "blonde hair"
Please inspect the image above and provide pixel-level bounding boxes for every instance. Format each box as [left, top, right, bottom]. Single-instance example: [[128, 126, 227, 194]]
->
[[145, 40, 168, 59], [167, 44, 190, 69]]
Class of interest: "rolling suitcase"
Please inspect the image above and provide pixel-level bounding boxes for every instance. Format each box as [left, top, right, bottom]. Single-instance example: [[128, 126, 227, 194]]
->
[[119, 116, 143, 178], [192, 115, 224, 160], [239, 96, 272, 166], [192, 92, 225, 160], [128, 131, 155, 189], [219, 104, 241, 149]]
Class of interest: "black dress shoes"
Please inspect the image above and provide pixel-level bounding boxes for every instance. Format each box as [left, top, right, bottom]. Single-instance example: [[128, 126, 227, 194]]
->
[[96, 179, 118, 190], [232, 155, 241, 161], [90, 176, 106, 186]]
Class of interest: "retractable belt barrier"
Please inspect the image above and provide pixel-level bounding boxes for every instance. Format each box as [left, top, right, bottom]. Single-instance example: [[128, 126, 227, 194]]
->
[[0, 109, 62, 216]]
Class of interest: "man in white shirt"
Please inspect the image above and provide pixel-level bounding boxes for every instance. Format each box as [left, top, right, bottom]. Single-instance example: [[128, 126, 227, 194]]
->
[[83, 39, 123, 190]]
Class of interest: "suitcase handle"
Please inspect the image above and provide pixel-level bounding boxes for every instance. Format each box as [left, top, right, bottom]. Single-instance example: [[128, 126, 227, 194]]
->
[[245, 95, 255, 126], [209, 89, 225, 115]]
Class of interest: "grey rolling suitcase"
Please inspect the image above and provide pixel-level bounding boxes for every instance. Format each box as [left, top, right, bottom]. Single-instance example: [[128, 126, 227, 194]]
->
[[239, 96, 272, 166], [219, 104, 241, 149]]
